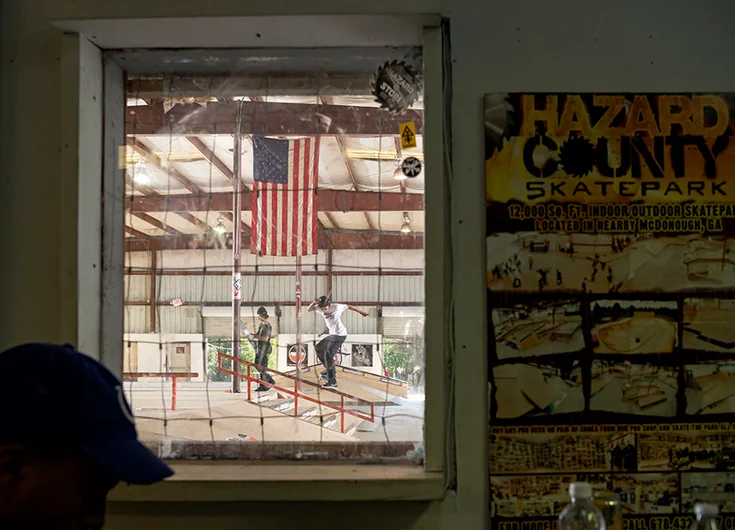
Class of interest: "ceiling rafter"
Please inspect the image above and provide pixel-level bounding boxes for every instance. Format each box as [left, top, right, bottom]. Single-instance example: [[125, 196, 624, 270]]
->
[[126, 190, 422, 213], [185, 136, 234, 183], [176, 212, 211, 232], [125, 142, 209, 236], [125, 231, 422, 252], [132, 212, 184, 237], [127, 138, 204, 194], [125, 226, 149, 239], [126, 100, 422, 136]]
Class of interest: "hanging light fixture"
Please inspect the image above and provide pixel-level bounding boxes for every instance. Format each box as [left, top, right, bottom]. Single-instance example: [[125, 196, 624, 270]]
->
[[214, 215, 227, 234], [393, 160, 407, 181], [400, 212, 411, 234], [132, 160, 151, 186]]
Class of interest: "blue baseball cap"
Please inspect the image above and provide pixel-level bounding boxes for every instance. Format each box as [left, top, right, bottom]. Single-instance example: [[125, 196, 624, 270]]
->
[[0, 343, 173, 484]]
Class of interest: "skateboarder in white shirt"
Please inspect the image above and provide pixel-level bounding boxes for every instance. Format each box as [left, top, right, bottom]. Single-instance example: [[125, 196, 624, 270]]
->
[[308, 296, 368, 388]]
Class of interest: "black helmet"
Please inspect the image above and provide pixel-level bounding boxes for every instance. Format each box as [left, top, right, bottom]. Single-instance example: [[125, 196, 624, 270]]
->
[[317, 296, 330, 308], [257, 306, 268, 318]]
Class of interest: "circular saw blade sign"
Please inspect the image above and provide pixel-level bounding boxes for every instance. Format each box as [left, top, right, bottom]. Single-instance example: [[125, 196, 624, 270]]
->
[[371, 60, 420, 114], [401, 156, 422, 178]]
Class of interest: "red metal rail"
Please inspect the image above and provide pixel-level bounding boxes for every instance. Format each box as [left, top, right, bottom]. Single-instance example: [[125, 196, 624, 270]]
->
[[122, 372, 198, 411], [217, 352, 374, 434]]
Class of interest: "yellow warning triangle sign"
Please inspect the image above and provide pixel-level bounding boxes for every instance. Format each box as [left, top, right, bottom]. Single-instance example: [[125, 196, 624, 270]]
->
[[399, 122, 417, 149]]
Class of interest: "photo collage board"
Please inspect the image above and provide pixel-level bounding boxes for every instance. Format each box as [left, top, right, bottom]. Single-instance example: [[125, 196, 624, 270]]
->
[[485, 93, 735, 530]]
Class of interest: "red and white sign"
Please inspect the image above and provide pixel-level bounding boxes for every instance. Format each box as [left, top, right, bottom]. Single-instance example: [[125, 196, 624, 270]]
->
[[233, 273, 241, 300]]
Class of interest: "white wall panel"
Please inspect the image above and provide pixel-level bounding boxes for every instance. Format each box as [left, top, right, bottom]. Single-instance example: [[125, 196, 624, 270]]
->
[[123, 306, 150, 333], [123, 275, 149, 302], [157, 306, 201, 334]]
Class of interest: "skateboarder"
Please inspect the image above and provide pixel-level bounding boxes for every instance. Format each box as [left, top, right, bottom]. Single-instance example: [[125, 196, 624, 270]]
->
[[308, 296, 368, 388], [252, 306, 276, 392]]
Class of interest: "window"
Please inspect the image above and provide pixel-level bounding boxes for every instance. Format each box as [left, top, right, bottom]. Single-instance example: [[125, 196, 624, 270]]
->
[[118, 48, 429, 461]]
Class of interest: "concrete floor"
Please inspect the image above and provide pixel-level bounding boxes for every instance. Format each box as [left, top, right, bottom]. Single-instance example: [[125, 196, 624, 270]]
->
[[124, 381, 424, 443]]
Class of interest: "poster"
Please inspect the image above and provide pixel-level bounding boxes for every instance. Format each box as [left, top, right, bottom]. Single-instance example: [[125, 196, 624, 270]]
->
[[351, 344, 374, 367], [486, 93, 735, 528]]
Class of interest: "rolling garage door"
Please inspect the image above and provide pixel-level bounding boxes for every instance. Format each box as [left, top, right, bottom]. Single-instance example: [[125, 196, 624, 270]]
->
[[201, 306, 278, 339]]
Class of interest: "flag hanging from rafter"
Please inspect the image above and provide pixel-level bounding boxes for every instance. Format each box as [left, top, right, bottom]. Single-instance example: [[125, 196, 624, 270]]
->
[[250, 136, 320, 256]]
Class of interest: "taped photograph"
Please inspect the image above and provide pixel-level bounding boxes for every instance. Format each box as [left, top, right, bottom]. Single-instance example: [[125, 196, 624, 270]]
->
[[683, 298, 735, 353], [489, 432, 635, 474], [590, 361, 678, 416], [638, 432, 735, 471], [591, 300, 678, 355], [492, 300, 584, 359], [685, 361, 735, 415], [493, 359, 583, 418], [612, 473, 680, 514]]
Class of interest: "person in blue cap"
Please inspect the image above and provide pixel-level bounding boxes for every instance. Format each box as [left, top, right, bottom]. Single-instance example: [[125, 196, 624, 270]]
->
[[0, 343, 173, 529]]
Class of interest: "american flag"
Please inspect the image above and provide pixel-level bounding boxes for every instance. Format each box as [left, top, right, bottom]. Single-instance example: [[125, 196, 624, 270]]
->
[[250, 136, 320, 256]]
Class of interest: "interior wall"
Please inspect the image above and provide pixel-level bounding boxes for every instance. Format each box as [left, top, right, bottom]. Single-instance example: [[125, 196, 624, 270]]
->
[[2, 0, 734, 529], [276, 333, 384, 375], [124, 334, 205, 381]]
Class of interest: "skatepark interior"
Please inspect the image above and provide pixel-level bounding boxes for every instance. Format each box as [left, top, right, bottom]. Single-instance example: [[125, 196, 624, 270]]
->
[[113, 64, 427, 449], [487, 232, 735, 292], [685, 362, 735, 415], [684, 298, 735, 352], [591, 362, 678, 416], [492, 301, 584, 359], [591, 300, 677, 354], [6, 3, 735, 530], [493, 362, 584, 417]]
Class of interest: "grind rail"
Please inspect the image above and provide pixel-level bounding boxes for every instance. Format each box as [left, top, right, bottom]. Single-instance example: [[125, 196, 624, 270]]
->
[[217, 352, 374, 434]]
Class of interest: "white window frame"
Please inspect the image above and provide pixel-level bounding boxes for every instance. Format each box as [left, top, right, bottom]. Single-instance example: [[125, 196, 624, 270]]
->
[[55, 16, 455, 504]]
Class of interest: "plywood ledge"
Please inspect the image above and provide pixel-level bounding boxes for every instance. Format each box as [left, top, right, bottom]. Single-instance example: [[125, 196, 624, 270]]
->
[[109, 463, 445, 502]]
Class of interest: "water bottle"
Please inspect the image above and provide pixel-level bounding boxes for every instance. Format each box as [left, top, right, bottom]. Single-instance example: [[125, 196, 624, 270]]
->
[[691, 504, 720, 530], [559, 482, 606, 530]]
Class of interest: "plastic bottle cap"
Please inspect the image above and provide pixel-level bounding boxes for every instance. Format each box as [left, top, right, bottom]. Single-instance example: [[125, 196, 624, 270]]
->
[[569, 482, 593, 498], [694, 504, 719, 517]]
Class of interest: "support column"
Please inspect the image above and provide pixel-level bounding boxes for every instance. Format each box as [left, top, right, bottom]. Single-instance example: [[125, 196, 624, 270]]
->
[[150, 251, 157, 333], [231, 102, 244, 393]]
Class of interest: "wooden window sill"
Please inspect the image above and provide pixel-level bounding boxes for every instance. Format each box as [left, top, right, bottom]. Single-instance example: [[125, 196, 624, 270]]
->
[[109, 463, 445, 502]]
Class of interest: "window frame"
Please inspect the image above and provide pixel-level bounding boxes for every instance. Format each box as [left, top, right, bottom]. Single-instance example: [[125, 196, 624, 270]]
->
[[58, 18, 450, 502]]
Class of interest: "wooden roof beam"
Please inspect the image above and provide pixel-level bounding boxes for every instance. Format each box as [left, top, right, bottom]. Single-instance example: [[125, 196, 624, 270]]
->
[[126, 190, 423, 213], [127, 138, 204, 194], [126, 100, 422, 136], [125, 231, 423, 252]]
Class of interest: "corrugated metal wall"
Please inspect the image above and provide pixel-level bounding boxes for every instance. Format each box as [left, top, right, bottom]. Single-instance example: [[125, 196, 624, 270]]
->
[[156, 275, 326, 303], [124, 306, 150, 333], [332, 275, 423, 302], [124, 273, 422, 337], [123, 276, 150, 302]]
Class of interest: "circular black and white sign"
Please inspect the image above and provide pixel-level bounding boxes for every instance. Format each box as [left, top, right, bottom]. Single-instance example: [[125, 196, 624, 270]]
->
[[371, 60, 421, 114], [401, 157, 422, 178], [287, 344, 307, 365]]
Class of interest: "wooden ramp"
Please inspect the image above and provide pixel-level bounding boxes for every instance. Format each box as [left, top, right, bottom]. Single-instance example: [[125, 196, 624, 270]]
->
[[273, 367, 405, 404]]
